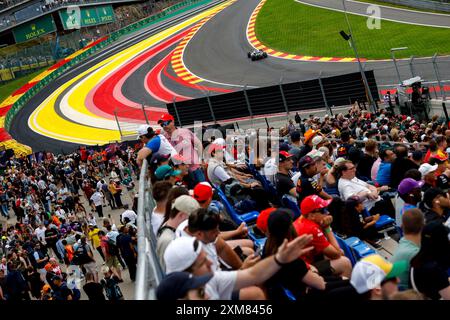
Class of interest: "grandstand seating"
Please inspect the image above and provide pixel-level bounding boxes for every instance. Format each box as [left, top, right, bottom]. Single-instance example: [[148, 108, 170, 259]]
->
[[281, 194, 301, 220], [215, 186, 260, 225]]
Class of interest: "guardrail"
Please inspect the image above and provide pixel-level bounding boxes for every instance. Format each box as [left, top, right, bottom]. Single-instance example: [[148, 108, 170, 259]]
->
[[135, 158, 164, 300], [3, 0, 213, 132]]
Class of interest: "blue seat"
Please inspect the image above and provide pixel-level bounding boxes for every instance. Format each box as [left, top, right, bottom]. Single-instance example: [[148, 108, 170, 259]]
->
[[216, 188, 259, 225], [281, 195, 301, 220], [335, 234, 357, 265], [247, 225, 267, 250], [323, 187, 340, 197], [341, 235, 376, 261], [362, 208, 395, 230], [343, 236, 362, 248], [352, 242, 376, 259], [249, 164, 277, 195]]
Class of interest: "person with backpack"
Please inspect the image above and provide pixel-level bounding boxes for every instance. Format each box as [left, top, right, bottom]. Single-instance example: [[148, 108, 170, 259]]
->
[[100, 265, 124, 300], [72, 236, 98, 282], [99, 230, 123, 282]]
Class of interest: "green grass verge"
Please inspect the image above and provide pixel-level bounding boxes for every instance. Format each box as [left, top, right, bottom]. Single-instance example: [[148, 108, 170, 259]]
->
[[255, 0, 450, 59], [354, 0, 450, 15], [0, 69, 45, 105]]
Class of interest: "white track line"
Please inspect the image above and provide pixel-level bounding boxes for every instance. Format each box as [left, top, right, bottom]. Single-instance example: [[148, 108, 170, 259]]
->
[[295, 0, 450, 28], [348, 0, 450, 17]]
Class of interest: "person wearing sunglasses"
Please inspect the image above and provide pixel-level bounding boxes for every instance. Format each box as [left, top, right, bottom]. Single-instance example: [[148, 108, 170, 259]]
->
[[158, 113, 205, 185], [294, 195, 352, 278], [136, 124, 177, 167]]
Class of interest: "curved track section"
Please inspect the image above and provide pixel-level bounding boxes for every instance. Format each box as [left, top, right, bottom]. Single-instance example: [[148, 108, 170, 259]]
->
[[9, 0, 450, 153], [11, 1, 236, 152], [182, 0, 450, 86]]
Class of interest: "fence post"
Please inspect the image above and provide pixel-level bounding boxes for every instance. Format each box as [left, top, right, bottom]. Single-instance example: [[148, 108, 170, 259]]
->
[[318, 71, 332, 116], [279, 77, 289, 121], [206, 91, 216, 124], [409, 56, 415, 77], [172, 97, 182, 127], [243, 85, 253, 123], [114, 109, 123, 139], [431, 54, 448, 123], [141, 103, 149, 124]]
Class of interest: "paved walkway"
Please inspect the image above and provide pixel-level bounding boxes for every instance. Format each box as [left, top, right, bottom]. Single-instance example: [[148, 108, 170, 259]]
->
[[1, 190, 137, 300]]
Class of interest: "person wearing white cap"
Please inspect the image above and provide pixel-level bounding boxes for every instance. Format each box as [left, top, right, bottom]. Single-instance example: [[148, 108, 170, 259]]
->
[[163, 234, 314, 300], [350, 254, 407, 300], [136, 124, 151, 143], [137, 123, 177, 166], [156, 195, 200, 271], [419, 163, 438, 192], [311, 135, 324, 150]]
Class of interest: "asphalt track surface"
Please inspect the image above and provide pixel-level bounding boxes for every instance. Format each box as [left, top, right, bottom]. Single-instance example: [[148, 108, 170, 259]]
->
[[183, 0, 450, 86], [9, 0, 450, 153], [10, 0, 230, 153]]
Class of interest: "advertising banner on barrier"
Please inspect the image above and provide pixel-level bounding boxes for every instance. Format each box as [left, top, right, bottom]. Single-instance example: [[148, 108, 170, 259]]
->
[[59, 5, 115, 30], [12, 15, 56, 43]]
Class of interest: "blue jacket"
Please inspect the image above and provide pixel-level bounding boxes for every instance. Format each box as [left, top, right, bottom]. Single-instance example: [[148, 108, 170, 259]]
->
[[376, 162, 392, 186]]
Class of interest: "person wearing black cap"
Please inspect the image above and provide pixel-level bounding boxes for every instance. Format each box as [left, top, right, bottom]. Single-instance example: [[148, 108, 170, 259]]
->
[[262, 208, 326, 300], [275, 151, 297, 200], [157, 272, 212, 300], [296, 155, 332, 204], [421, 188, 450, 225], [410, 221, 450, 300]]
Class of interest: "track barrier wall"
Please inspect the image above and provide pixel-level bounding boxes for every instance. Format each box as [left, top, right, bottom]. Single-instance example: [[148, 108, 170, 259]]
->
[[166, 71, 379, 127]]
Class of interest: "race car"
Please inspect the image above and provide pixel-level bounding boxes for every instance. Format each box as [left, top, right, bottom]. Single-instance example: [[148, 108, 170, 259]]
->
[[247, 49, 268, 61]]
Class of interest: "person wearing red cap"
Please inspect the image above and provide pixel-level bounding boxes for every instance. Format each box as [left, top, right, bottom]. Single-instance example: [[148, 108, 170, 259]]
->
[[294, 195, 352, 278], [158, 113, 205, 185]]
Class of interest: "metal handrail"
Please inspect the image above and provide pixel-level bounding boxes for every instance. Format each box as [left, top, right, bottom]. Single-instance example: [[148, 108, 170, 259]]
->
[[134, 158, 164, 300]]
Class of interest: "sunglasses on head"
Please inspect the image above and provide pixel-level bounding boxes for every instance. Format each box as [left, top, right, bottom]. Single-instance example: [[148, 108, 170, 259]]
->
[[313, 208, 328, 214]]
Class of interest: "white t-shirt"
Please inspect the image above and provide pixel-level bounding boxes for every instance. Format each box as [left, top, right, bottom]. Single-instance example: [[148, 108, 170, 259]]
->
[[175, 220, 220, 271], [35, 227, 46, 244], [90, 192, 103, 207], [55, 209, 66, 219], [206, 271, 237, 300], [291, 171, 301, 186], [263, 157, 277, 184], [121, 210, 137, 224], [175, 220, 189, 238], [151, 208, 164, 236], [338, 177, 380, 210]]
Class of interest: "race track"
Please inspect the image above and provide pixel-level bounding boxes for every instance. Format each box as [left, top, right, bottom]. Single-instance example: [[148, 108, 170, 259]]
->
[[9, 0, 450, 153]]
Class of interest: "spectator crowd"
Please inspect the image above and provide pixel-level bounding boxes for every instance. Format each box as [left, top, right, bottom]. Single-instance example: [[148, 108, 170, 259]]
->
[[0, 142, 140, 300], [1, 104, 450, 301], [137, 107, 450, 301]]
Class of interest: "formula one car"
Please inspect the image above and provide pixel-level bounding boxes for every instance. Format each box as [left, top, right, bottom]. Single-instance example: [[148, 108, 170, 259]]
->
[[247, 49, 268, 61]]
